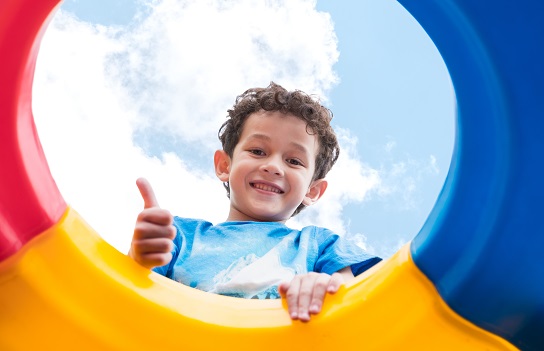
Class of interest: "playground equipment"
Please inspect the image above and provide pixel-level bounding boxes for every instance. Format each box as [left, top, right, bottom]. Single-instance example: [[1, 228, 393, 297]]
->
[[1, 0, 542, 350]]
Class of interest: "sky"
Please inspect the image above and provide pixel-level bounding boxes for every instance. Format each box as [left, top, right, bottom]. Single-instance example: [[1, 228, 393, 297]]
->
[[33, 0, 455, 258]]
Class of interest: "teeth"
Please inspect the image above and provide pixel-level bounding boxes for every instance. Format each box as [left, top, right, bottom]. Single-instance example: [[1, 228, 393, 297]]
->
[[252, 183, 282, 193]]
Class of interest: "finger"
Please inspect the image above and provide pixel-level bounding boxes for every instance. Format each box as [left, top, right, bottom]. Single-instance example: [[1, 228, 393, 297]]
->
[[326, 272, 345, 294], [296, 273, 320, 322], [280, 277, 302, 320], [131, 237, 174, 255], [136, 207, 174, 227], [136, 177, 160, 209], [133, 219, 176, 240], [135, 252, 173, 269], [131, 236, 174, 269], [308, 273, 332, 315], [278, 281, 290, 297]]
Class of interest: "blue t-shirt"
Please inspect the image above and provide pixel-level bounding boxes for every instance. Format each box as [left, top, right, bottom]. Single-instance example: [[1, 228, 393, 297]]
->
[[153, 217, 381, 299]]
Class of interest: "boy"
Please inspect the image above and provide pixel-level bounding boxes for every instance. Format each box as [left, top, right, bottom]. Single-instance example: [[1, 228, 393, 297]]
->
[[129, 82, 381, 322]]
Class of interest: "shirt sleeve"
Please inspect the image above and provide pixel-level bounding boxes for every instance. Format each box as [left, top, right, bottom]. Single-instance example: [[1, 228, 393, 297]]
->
[[313, 227, 382, 276], [152, 216, 213, 278]]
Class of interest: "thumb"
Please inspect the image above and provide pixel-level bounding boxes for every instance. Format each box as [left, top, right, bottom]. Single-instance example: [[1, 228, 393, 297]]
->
[[136, 177, 160, 209]]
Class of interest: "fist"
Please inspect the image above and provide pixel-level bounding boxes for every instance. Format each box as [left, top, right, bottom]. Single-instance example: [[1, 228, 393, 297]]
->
[[129, 178, 176, 269]]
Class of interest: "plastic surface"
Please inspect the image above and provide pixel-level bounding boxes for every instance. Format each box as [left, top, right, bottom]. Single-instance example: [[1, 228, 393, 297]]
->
[[0, 208, 515, 350], [403, 1, 544, 350], [0, 0, 66, 261], [0, 0, 539, 349]]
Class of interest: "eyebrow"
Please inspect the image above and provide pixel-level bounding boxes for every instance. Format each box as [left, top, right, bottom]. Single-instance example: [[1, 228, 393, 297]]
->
[[246, 133, 310, 156]]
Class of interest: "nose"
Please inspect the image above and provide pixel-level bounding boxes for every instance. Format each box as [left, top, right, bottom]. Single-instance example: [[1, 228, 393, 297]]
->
[[260, 157, 284, 176]]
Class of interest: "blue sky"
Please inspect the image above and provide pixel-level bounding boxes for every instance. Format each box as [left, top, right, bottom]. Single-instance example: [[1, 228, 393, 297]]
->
[[34, 0, 455, 258], [315, 1, 455, 255]]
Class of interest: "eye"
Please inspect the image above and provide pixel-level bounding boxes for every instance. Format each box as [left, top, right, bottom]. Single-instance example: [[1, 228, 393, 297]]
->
[[249, 149, 265, 156], [287, 158, 304, 166]]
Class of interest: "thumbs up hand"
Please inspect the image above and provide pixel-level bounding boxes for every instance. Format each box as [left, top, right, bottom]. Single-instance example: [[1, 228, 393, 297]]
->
[[128, 178, 176, 269]]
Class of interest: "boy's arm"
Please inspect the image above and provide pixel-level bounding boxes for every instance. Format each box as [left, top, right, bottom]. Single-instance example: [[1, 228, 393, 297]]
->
[[129, 178, 176, 269], [336, 265, 355, 281], [278, 266, 354, 322]]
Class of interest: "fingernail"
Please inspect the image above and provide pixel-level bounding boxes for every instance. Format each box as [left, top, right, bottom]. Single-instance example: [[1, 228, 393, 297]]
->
[[290, 312, 298, 319], [310, 304, 320, 313]]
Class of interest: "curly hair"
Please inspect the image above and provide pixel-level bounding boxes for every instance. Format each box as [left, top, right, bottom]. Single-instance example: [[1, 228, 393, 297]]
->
[[218, 82, 340, 217]]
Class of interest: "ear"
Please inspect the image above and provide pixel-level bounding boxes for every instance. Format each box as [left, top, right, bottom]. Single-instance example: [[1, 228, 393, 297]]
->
[[214, 150, 231, 182], [302, 179, 328, 206]]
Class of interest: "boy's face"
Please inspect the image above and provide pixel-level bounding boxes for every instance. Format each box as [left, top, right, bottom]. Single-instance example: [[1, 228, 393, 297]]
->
[[215, 110, 327, 222]]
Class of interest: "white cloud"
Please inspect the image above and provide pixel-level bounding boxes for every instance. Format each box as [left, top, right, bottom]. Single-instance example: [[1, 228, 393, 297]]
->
[[116, 0, 340, 149], [33, 0, 378, 253], [372, 141, 442, 211]]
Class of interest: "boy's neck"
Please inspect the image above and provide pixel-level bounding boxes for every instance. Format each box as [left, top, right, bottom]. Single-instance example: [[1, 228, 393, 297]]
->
[[225, 209, 288, 224]]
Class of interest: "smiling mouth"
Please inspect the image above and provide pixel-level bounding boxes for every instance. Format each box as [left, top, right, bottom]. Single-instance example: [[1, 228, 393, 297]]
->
[[250, 182, 284, 194]]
